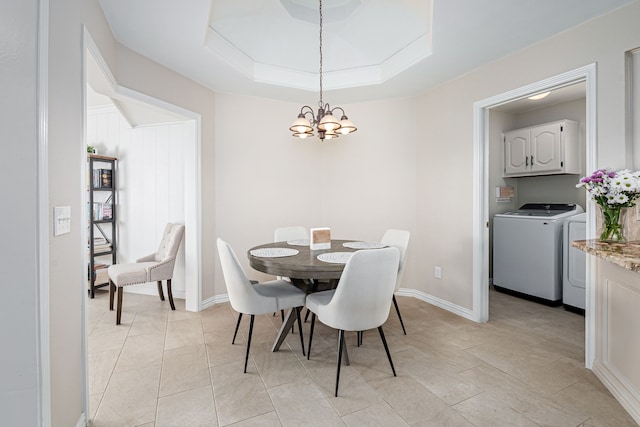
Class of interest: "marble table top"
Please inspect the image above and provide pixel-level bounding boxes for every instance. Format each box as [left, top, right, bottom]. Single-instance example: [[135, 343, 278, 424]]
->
[[572, 239, 640, 273]]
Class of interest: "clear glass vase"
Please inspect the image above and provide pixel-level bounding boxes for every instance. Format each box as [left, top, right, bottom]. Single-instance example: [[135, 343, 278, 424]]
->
[[599, 205, 628, 243]]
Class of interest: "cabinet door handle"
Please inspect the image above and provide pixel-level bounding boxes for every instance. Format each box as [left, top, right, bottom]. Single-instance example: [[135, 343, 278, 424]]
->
[[525, 156, 529, 166], [530, 155, 534, 165]]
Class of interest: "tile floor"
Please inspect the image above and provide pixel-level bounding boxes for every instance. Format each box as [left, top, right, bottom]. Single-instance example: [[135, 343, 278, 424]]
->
[[87, 288, 638, 426]]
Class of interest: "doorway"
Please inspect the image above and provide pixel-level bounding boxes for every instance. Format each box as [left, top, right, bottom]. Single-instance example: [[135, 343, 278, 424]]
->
[[82, 29, 203, 422], [83, 32, 202, 311], [473, 64, 597, 367]]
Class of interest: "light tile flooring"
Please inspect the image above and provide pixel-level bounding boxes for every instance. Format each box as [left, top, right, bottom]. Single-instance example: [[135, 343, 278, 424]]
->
[[88, 288, 638, 426]]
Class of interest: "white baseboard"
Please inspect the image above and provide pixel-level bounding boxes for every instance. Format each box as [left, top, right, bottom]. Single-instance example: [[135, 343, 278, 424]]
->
[[395, 288, 476, 322], [201, 293, 229, 310], [76, 412, 87, 427], [592, 360, 640, 425]]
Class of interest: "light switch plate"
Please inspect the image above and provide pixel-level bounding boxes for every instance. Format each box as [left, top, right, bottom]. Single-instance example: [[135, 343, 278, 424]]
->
[[54, 206, 71, 236]]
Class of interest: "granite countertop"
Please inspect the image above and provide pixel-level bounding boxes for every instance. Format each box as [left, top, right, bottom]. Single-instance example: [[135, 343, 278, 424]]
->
[[572, 240, 640, 273]]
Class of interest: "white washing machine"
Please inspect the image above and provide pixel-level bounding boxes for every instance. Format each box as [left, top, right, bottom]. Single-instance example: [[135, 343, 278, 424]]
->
[[563, 213, 586, 312], [493, 203, 584, 304]]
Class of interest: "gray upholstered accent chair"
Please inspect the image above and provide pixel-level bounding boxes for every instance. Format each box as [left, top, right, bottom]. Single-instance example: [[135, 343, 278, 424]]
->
[[108, 223, 185, 325], [306, 247, 400, 397], [217, 238, 307, 373]]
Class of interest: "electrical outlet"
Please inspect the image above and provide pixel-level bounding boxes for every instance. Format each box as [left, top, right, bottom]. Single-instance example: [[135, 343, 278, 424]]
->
[[434, 266, 442, 279]]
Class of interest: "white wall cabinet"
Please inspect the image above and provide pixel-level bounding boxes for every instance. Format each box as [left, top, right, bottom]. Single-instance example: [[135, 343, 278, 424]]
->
[[503, 119, 580, 177]]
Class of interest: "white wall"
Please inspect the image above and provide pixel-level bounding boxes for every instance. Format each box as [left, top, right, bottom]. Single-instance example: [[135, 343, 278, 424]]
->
[[0, 0, 41, 425], [48, 0, 90, 424], [213, 93, 418, 292], [87, 106, 188, 297]]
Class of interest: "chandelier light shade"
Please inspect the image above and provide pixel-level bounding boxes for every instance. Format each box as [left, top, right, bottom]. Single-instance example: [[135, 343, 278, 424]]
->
[[290, 0, 357, 141]]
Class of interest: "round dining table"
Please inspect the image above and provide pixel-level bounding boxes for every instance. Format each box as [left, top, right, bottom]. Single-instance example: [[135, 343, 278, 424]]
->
[[247, 239, 359, 282], [247, 239, 366, 352]]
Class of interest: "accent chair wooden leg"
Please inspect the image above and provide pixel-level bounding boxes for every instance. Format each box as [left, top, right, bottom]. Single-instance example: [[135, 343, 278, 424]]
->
[[392, 295, 407, 335], [116, 286, 123, 325], [244, 315, 255, 373], [167, 279, 175, 310], [232, 313, 243, 344], [157, 280, 165, 301], [109, 280, 115, 311]]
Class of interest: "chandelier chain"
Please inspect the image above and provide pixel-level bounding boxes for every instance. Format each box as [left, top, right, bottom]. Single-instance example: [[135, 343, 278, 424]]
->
[[290, 0, 356, 140], [318, 0, 323, 108]]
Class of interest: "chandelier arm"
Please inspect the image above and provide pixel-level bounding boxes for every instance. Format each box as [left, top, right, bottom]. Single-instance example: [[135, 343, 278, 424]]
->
[[299, 105, 314, 116], [329, 106, 345, 116]]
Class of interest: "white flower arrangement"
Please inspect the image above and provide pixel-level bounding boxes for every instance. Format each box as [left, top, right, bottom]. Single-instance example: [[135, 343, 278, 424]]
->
[[576, 168, 640, 241], [576, 168, 640, 208]]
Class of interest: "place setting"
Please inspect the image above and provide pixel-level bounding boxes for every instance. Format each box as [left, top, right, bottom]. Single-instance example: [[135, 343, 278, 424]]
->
[[249, 247, 299, 257]]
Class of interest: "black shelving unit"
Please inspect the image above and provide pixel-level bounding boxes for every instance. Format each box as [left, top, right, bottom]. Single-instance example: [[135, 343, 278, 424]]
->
[[88, 154, 117, 298]]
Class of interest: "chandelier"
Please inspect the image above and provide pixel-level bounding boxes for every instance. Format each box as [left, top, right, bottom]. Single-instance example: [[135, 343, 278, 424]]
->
[[289, 0, 357, 141]]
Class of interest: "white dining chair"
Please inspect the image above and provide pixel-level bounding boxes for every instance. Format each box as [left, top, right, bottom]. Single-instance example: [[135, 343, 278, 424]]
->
[[380, 229, 410, 335], [274, 226, 308, 243], [305, 247, 400, 397], [217, 238, 307, 373]]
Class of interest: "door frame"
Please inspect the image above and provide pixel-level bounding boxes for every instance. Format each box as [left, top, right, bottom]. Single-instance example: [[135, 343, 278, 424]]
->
[[472, 63, 597, 367]]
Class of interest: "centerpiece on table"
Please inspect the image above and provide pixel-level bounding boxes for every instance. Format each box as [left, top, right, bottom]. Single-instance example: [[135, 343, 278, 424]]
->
[[576, 168, 640, 242]]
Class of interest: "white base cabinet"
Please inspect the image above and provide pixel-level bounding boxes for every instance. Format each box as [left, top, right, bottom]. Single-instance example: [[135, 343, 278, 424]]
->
[[503, 119, 580, 177], [592, 259, 640, 425]]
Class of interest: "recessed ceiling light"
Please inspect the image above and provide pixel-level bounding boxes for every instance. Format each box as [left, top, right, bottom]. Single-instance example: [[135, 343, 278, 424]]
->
[[528, 91, 551, 100]]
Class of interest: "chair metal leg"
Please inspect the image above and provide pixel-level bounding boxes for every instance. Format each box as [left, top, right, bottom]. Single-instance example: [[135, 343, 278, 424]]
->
[[307, 312, 316, 360], [157, 281, 165, 301], [295, 307, 305, 357], [392, 295, 406, 335], [109, 280, 115, 311], [167, 279, 176, 310], [303, 280, 318, 323], [244, 315, 255, 373], [378, 326, 396, 376], [116, 286, 123, 325], [342, 333, 350, 366], [232, 313, 243, 344], [357, 331, 363, 347], [335, 330, 345, 397]]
